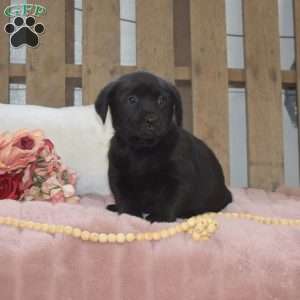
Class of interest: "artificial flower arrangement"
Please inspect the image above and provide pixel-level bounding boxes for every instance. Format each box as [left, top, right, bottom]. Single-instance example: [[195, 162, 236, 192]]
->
[[0, 129, 79, 203]]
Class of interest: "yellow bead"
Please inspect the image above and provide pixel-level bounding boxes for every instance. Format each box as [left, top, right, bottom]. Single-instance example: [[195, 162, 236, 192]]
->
[[266, 218, 272, 224], [116, 233, 126, 243], [108, 233, 116, 243], [152, 232, 161, 241], [11, 219, 19, 227], [144, 232, 153, 241], [136, 233, 144, 241], [200, 229, 208, 235], [280, 219, 288, 225], [175, 224, 182, 233], [207, 223, 217, 233], [188, 228, 193, 234], [81, 231, 90, 241], [19, 220, 28, 229], [187, 217, 196, 227], [126, 233, 136, 242], [195, 223, 205, 232], [72, 228, 82, 238], [160, 230, 169, 238], [27, 221, 34, 229], [206, 220, 212, 227], [99, 233, 108, 243], [63, 226, 73, 235], [250, 215, 258, 220], [90, 233, 99, 242], [181, 222, 189, 231], [41, 223, 49, 232], [48, 225, 57, 234], [192, 232, 201, 241], [33, 223, 42, 230], [56, 225, 64, 233], [168, 227, 176, 236], [0, 216, 4, 224], [5, 217, 12, 225], [231, 213, 240, 218]]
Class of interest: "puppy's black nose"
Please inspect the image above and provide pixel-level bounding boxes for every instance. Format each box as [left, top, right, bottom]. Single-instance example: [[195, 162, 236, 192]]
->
[[145, 114, 158, 129]]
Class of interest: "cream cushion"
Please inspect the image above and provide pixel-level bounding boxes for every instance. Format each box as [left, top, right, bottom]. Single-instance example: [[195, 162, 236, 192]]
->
[[0, 103, 114, 195]]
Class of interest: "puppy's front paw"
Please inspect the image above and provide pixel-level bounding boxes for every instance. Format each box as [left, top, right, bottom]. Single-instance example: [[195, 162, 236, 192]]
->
[[146, 213, 176, 223], [106, 204, 118, 212], [108, 204, 143, 218]]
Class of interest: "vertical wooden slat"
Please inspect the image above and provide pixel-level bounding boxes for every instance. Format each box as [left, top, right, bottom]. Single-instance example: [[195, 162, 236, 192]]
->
[[82, 0, 120, 105], [136, 0, 174, 80], [65, 0, 75, 106], [295, 0, 300, 137], [65, 0, 75, 64], [244, 0, 283, 190], [26, 0, 66, 107], [174, 0, 191, 67], [0, 0, 10, 104], [176, 81, 193, 133], [190, 0, 229, 183]]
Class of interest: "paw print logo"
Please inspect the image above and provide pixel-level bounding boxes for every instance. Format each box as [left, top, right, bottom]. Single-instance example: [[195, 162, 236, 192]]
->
[[4, 16, 45, 48]]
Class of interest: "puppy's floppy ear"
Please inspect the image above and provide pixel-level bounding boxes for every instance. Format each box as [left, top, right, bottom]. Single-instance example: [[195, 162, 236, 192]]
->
[[95, 81, 118, 124], [165, 81, 183, 127]]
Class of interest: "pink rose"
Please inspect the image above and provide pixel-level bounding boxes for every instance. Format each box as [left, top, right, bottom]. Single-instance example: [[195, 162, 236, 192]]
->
[[0, 129, 44, 174], [0, 172, 24, 200], [62, 184, 75, 198], [67, 171, 77, 185], [0, 132, 12, 150], [22, 186, 41, 201], [14, 136, 35, 150], [21, 163, 37, 190], [50, 189, 65, 203], [44, 139, 54, 151]]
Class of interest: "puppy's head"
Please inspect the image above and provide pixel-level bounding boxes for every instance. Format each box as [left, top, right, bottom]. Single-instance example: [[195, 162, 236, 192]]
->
[[95, 71, 182, 148]]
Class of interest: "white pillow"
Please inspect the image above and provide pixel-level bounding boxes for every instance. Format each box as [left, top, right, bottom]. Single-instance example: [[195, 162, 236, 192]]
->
[[0, 103, 114, 196]]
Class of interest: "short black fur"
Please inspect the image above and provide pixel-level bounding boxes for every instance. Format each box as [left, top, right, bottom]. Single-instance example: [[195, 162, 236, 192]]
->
[[95, 71, 232, 222]]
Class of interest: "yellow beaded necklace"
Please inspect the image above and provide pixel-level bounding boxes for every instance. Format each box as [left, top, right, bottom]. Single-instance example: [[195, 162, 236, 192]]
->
[[0, 212, 299, 243]]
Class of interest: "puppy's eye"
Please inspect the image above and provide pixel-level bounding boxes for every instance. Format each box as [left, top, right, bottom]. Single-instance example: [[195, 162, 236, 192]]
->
[[128, 95, 138, 104], [158, 95, 166, 106]]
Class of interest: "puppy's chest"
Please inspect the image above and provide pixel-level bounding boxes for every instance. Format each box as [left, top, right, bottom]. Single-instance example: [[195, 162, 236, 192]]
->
[[119, 154, 165, 178], [119, 159, 172, 208]]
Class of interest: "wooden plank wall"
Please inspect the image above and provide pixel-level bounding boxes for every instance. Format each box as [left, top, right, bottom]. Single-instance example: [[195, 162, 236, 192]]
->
[[0, 0, 299, 190]]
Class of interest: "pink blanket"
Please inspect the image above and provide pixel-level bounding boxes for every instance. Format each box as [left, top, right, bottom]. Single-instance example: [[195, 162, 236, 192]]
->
[[0, 188, 300, 300]]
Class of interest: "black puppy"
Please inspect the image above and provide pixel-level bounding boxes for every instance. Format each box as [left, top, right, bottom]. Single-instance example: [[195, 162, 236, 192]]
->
[[95, 71, 232, 222]]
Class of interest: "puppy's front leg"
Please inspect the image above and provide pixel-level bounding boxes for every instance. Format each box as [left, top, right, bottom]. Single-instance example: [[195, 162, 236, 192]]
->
[[108, 166, 142, 218], [146, 212, 176, 223], [108, 184, 142, 218], [146, 183, 188, 223]]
